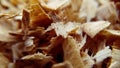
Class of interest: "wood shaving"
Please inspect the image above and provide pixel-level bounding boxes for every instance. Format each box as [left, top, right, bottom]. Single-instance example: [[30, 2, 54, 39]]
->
[[0, 0, 120, 68], [63, 36, 85, 68], [82, 21, 110, 38]]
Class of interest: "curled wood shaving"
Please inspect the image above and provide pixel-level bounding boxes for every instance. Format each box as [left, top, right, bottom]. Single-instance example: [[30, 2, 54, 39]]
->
[[93, 46, 112, 63], [47, 22, 81, 38], [29, 4, 52, 28], [39, 0, 70, 10], [100, 29, 120, 37], [96, 2, 117, 23], [63, 36, 85, 68], [109, 48, 120, 68], [111, 48, 120, 62], [82, 21, 110, 38], [109, 61, 120, 68], [79, 0, 98, 22]]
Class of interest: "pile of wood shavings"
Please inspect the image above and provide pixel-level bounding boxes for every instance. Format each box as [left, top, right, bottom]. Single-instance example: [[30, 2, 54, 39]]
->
[[0, 0, 120, 68]]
